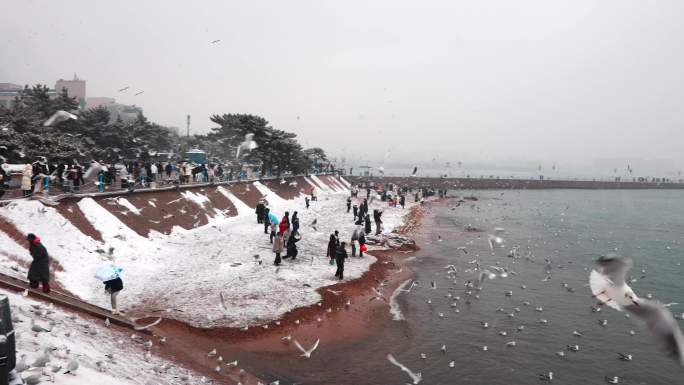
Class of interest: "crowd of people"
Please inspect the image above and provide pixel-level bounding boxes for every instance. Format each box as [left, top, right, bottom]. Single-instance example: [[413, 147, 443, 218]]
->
[[256, 181, 413, 280], [0, 158, 249, 198]]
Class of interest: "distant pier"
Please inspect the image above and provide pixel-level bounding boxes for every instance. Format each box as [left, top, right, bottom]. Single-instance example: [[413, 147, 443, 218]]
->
[[347, 176, 684, 190]]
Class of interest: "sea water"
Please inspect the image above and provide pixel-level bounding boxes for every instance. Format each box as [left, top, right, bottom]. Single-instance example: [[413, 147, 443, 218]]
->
[[257, 189, 683, 384]]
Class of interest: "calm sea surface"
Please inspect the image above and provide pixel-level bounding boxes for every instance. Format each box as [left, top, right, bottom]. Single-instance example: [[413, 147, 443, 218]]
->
[[251, 189, 684, 384]]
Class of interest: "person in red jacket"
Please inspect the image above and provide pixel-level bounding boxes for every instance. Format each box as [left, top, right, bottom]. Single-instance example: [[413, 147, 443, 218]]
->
[[279, 211, 290, 234]]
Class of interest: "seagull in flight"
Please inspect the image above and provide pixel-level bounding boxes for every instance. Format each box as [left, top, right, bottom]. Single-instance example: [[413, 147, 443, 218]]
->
[[118, 86, 130, 92], [293, 338, 320, 358], [211, 39, 221, 44], [590, 255, 684, 365], [387, 354, 422, 384]]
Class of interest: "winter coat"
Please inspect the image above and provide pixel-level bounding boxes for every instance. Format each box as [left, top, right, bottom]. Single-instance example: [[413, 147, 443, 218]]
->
[[28, 240, 50, 282], [364, 215, 372, 234], [21, 164, 32, 190], [326, 235, 337, 257], [359, 233, 366, 245], [335, 248, 348, 265], [255, 203, 266, 218], [351, 228, 360, 241], [273, 235, 284, 253], [104, 277, 123, 293], [279, 217, 289, 234], [286, 235, 300, 257], [291, 216, 300, 234]]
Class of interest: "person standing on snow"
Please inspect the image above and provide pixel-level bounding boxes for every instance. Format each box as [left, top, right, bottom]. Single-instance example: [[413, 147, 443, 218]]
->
[[346, 197, 352, 213], [279, 211, 290, 234], [273, 231, 284, 266], [285, 232, 301, 260], [263, 207, 271, 234], [358, 231, 366, 257], [326, 233, 337, 259], [270, 221, 277, 244], [27, 233, 50, 293], [364, 214, 372, 235], [305, 196, 310, 209], [104, 274, 124, 314], [350, 226, 360, 257], [291, 211, 300, 235], [256, 200, 266, 224], [334, 242, 348, 280], [352, 204, 359, 221], [373, 209, 384, 235], [21, 163, 33, 197]]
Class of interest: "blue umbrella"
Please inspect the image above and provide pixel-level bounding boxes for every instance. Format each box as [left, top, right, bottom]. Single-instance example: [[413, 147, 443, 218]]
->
[[95, 265, 123, 282], [268, 212, 279, 225]]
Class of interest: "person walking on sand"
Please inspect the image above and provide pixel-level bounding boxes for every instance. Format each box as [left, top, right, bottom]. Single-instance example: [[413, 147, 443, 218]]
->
[[334, 242, 348, 280], [273, 231, 284, 266], [326, 233, 337, 259], [256, 200, 266, 224], [264, 208, 271, 234], [103, 274, 124, 314], [26, 233, 50, 293], [285, 232, 301, 260], [346, 196, 352, 213]]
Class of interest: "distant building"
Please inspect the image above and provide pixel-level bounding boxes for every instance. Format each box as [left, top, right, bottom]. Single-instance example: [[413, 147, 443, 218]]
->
[[85, 96, 142, 123], [55, 74, 86, 109]]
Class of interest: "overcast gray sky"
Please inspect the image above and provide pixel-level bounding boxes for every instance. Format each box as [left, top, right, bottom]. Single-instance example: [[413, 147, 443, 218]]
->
[[2, 0, 683, 175]]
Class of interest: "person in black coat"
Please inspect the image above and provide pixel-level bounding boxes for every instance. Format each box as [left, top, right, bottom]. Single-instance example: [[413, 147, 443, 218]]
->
[[364, 214, 372, 235], [255, 201, 266, 224], [326, 234, 337, 258], [264, 208, 271, 234], [399, 194, 405, 208], [373, 209, 383, 235], [352, 204, 359, 221], [291, 211, 300, 235], [334, 242, 348, 280], [358, 232, 366, 257], [285, 233, 301, 260], [305, 196, 310, 209], [346, 197, 352, 213], [27, 233, 50, 293], [104, 276, 124, 314]]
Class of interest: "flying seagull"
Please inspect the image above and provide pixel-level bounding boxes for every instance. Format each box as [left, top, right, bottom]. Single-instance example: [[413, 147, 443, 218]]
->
[[590, 255, 684, 365], [236, 133, 258, 159], [293, 338, 320, 358], [118, 86, 130, 92], [44, 110, 78, 126], [211, 39, 221, 44], [134, 91, 144, 96], [387, 354, 422, 384]]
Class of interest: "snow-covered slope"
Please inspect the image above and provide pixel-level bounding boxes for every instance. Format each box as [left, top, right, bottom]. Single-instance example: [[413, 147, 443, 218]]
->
[[0, 177, 413, 328]]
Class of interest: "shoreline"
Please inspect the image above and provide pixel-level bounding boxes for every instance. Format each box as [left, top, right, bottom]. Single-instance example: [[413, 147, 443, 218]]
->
[[147, 203, 427, 383]]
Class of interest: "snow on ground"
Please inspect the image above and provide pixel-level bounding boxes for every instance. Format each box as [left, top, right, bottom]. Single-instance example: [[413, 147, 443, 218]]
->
[[180, 190, 211, 208], [0, 231, 29, 262], [1, 180, 413, 328], [309, 175, 333, 193], [2, 289, 206, 385], [114, 198, 141, 215], [217, 186, 252, 217], [252, 181, 289, 207]]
